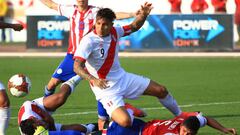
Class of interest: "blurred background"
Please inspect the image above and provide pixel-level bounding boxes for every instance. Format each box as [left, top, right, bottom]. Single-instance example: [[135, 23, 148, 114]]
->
[[0, 0, 240, 52]]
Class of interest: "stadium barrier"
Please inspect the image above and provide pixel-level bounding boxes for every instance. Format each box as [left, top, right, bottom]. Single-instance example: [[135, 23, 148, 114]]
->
[[27, 14, 234, 51]]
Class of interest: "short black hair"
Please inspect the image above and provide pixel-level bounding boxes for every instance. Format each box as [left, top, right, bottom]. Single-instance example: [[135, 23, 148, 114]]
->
[[20, 119, 36, 135], [182, 116, 200, 134], [96, 8, 116, 22]]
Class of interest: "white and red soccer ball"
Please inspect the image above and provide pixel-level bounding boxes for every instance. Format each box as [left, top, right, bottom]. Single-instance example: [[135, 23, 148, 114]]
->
[[8, 74, 31, 97]]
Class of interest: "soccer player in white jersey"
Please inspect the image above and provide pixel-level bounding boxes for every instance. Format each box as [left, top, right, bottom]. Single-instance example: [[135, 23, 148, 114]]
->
[[0, 82, 10, 135], [39, 0, 136, 97], [18, 76, 96, 135], [74, 2, 182, 128], [40, 0, 145, 130]]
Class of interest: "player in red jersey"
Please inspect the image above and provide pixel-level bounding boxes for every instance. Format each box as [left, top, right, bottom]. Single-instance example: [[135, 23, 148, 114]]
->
[[168, 0, 182, 13], [93, 112, 237, 135], [191, 0, 209, 13], [142, 112, 236, 135], [211, 0, 227, 13]]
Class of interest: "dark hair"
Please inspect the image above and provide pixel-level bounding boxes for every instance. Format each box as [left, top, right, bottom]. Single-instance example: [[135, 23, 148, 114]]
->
[[182, 116, 200, 134], [20, 119, 36, 135], [96, 8, 116, 22]]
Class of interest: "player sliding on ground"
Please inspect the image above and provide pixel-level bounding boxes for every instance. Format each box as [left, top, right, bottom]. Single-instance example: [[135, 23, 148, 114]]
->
[[18, 76, 96, 135], [18, 75, 145, 135], [91, 111, 237, 135]]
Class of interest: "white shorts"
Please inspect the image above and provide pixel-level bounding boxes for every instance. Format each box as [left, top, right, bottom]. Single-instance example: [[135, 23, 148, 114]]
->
[[97, 72, 150, 117]]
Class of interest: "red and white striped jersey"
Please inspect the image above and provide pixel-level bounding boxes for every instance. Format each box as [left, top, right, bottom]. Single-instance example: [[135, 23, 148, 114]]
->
[[18, 101, 45, 125], [58, 5, 99, 54], [74, 25, 132, 80]]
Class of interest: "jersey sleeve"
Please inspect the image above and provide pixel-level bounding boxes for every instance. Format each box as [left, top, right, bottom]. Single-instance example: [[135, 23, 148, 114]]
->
[[74, 37, 93, 62], [115, 25, 132, 38], [58, 5, 75, 19]]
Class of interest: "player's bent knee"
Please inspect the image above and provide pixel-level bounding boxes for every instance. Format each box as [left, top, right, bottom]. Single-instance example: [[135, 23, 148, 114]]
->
[[117, 117, 132, 127], [156, 85, 168, 98], [55, 93, 68, 105]]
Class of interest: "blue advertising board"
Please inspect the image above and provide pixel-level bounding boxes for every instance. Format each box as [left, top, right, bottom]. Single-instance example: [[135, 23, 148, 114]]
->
[[27, 14, 233, 51], [27, 16, 69, 49], [115, 14, 234, 51]]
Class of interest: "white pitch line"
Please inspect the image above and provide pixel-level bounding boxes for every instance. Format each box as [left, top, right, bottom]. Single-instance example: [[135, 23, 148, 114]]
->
[[10, 101, 240, 120]]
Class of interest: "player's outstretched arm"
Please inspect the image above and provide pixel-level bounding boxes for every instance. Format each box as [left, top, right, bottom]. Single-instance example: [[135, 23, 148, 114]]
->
[[39, 0, 58, 11], [0, 22, 23, 31], [129, 2, 153, 33], [205, 116, 237, 135], [115, 12, 135, 20]]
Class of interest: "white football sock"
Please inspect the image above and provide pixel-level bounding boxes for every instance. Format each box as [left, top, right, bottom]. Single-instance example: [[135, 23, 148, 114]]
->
[[0, 107, 10, 135], [61, 75, 82, 93], [159, 93, 182, 116], [82, 123, 95, 134], [44, 85, 55, 97]]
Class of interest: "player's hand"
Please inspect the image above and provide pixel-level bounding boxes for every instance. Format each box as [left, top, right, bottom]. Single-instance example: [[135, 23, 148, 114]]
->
[[223, 128, 237, 135], [139, 2, 153, 17], [12, 24, 24, 31], [91, 78, 109, 89]]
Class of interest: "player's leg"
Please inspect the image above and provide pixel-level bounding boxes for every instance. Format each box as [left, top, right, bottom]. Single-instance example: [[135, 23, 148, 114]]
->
[[43, 75, 81, 111], [143, 80, 182, 116], [97, 100, 146, 130], [100, 96, 134, 127], [97, 101, 110, 130], [0, 82, 10, 135], [45, 54, 78, 97], [44, 77, 61, 97], [61, 123, 97, 134]]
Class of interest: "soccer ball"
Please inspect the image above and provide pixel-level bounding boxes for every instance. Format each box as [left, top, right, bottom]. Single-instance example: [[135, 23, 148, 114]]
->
[[8, 74, 31, 97]]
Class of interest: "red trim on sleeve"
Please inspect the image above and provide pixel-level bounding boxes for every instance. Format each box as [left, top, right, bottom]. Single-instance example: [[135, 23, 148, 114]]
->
[[123, 25, 132, 36]]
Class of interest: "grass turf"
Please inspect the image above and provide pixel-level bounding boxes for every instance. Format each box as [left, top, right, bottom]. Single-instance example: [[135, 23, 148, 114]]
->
[[0, 57, 239, 134]]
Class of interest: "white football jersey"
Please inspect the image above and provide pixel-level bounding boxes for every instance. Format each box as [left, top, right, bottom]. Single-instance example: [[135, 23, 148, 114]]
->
[[58, 5, 99, 54], [74, 25, 132, 80], [18, 100, 47, 125]]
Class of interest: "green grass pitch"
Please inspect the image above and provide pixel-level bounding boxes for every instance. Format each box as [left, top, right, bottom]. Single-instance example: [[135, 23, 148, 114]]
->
[[0, 57, 240, 134]]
